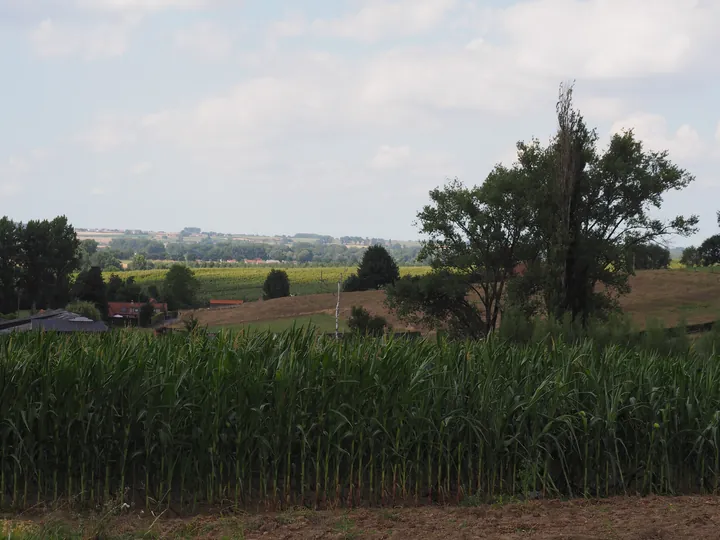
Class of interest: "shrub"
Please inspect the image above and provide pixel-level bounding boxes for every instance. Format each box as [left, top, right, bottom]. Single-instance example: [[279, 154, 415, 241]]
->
[[348, 305, 390, 336], [65, 300, 102, 321], [263, 269, 291, 300], [342, 274, 367, 292]]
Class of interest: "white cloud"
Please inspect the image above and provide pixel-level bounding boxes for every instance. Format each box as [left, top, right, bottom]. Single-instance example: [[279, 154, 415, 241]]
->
[[574, 96, 626, 121], [716, 121, 720, 143], [6, 156, 30, 175], [360, 45, 539, 113], [610, 113, 705, 160], [0, 154, 34, 197], [465, 38, 485, 51], [77, 114, 137, 152], [368, 145, 459, 194], [174, 22, 233, 59], [131, 162, 153, 175], [0, 182, 21, 197], [310, 0, 457, 42], [268, 13, 307, 40], [496, 0, 719, 79], [30, 18, 132, 59], [370, 145, 411, 170], [76, 0, 212, 13]]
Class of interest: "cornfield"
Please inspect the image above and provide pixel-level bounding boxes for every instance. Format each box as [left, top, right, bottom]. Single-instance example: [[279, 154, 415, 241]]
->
[[2, 329, 720, 513], [106, 266, 430, 300]]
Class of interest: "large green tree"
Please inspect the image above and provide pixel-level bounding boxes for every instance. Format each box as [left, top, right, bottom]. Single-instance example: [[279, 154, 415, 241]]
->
[[19, 216, 80, 309], [510, 86, 696, 323], [344, 245, 400, 292], [163, 264, 199, 309], [680, 246, 702, 268], [0, 217, 20, 313], [71, 266, 108, 318], [106, 274, 148, 303], [262, 269, 291, 300], [628, 243, 671, 270], [699, 235, 720, 266], [386, 167, 534, 336], [387, 84, 697, 336]]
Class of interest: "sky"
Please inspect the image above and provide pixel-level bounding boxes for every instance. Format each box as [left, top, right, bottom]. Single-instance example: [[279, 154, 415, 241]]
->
[[1, 0, 719, 244]]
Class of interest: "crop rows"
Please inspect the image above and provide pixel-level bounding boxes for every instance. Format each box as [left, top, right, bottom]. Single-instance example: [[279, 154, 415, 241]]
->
[[3, 330, 720, 512], [104, 266, 430, 300]]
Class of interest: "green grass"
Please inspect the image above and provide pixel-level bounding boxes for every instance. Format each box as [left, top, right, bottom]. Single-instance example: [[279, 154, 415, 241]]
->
[[103, 266, 431, 301], [207, 314, 348, 333], [3, 328, 720, 513]]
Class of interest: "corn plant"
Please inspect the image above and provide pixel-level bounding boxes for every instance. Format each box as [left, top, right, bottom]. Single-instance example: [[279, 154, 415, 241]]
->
[[1, 328, 720, 512]]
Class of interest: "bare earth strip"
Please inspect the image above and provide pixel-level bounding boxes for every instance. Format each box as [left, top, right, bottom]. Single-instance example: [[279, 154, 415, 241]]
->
[[178, 270, 720, 331], [4, 496, 720, 538]]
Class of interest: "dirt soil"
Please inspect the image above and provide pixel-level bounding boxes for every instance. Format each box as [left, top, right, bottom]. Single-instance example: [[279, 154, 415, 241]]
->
[[617, 269, 720, 327], [175, 290, 421, 332], [5, 496, 720, 539], [177, 270, 720, 332]]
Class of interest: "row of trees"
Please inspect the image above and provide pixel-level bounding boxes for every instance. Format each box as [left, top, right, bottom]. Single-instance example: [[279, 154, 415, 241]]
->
[[71, 264, 200, 319], [681, 212, 720, 267], [0, 216, 80, 313], [95, 238, 423, 268]]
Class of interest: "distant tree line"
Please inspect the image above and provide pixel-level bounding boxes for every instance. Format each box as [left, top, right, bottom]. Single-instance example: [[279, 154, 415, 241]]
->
[[89, 238, 424, 270]]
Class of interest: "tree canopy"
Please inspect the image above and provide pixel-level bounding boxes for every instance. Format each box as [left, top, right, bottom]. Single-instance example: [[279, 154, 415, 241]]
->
[[628, 243, 671, 270], [387, 83, 698, 337], [699, 235, 720, 266], [344, 245, 400, 292], [163, 265, 199, 309], [71, 266, 109, 318], [680, 246, 702, 268], [0, 215, 80, 313], [262, 269, 291, 300]]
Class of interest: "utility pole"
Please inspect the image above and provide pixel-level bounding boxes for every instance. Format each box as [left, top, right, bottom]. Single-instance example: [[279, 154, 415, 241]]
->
[[335, 273, 342, 339]]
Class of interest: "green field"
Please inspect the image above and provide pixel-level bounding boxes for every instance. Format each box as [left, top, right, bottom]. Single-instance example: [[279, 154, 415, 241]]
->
[[3, 329, 720, 513], [105, 266, 431, 301]]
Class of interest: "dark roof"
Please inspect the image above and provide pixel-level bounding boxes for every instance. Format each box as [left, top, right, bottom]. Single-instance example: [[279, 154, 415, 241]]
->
[[0, 310, 70, 331], [32, 319, 108, 333], [0, 310, 104, 334]]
